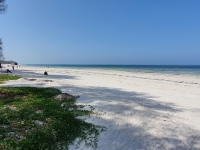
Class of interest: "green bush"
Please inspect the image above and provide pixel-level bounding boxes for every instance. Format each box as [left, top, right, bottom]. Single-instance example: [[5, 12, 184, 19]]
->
[[0, 87, 105, 150]]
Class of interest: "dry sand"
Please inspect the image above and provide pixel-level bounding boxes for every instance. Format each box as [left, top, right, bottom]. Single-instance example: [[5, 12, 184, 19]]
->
[[1, 66, 200, 150]]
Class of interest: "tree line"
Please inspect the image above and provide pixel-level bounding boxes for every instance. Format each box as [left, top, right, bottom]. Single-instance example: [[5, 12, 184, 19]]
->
[[0, 0, 7, 61]]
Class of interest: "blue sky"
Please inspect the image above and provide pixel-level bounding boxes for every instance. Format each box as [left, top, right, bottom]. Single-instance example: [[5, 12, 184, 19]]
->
[[0, 0, 200, 65]]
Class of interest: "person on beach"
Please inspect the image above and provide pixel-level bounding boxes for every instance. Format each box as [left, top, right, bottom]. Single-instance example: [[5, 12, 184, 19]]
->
[[44, 71, 48, 75], [6, 69, 12, 73], [12, 65, 14, 70]]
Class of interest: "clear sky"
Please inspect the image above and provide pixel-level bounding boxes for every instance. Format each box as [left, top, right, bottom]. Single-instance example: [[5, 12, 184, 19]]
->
[[0, 0, 200, 65]]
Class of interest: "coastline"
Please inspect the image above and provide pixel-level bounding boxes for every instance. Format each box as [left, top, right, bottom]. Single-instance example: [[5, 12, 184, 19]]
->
[[1, 66, 200, 149]]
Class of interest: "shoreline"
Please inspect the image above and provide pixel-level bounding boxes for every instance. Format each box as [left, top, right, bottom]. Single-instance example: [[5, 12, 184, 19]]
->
[[1, 66, 200, 149], [23, 64, 200, 76]]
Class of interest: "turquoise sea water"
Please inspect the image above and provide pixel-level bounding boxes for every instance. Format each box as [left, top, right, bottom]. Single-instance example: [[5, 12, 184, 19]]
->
[[25, 64, 200, 76]]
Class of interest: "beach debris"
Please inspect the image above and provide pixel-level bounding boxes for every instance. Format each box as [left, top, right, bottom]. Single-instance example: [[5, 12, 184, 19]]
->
[[52, 93, 75, 100], [24, 78, 36, 81], [42, 79, 53, 82], [24, 78, 53, 82]]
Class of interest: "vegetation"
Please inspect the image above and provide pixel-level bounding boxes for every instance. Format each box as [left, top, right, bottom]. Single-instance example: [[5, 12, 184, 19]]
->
[[0, 0, 7, 13], [0, 60, 18, 65], [0, 38, 4, 61], [0, 0, 7, 61], [0, 74, 20, 84], [0, 87, 105, 150]]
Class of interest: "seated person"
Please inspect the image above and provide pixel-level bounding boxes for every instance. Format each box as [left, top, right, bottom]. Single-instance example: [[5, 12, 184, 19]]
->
[[44, 71, 48, 75], [6, 69, 12, 73]]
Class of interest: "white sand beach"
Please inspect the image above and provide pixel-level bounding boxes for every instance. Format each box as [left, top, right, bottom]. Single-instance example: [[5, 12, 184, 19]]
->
[[1, 66, 200, 150]]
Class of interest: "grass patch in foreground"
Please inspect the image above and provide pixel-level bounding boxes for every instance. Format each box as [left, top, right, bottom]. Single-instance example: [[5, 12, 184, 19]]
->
[[0, 87, 105, 150], [0, 74, 21, 84]]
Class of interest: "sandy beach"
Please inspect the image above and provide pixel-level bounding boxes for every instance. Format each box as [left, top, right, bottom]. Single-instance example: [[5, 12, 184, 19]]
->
[[1, 66, 200, 150]]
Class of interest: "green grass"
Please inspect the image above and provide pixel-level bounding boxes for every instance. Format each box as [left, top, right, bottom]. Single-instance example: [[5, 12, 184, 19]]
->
[[0, 87, 105, 150], [0, 74, 21, 84]]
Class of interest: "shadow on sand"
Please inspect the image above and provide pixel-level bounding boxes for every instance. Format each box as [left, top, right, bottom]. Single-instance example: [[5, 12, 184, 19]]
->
[[13, 70, 77, 80], [57, 85, 200, 150]]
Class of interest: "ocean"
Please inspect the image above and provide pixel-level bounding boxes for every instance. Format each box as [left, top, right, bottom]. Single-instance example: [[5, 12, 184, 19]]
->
[[25, 64, 200, 76]]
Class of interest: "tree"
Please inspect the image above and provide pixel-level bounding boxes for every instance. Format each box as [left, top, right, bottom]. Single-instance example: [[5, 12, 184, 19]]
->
[[0, 38, 4, 60], [0, 0, 7, 61], [0, 0, 7, 13]]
